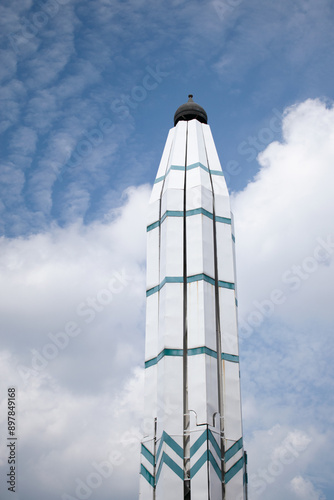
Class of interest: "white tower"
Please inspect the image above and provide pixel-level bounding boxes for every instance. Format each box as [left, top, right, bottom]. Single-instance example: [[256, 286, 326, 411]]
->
[[139, 96, 247, 500]]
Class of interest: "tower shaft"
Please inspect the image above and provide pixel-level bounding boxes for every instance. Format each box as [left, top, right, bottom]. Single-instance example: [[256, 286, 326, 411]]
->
[[140, 116, 246, 500]]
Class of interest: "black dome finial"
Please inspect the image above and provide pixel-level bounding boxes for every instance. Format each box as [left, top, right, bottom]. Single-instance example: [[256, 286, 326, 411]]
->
[[174, 94, 208, 126]]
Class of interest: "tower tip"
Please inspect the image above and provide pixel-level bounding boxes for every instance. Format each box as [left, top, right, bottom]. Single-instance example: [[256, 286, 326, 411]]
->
[[174, 95, 208, 126]]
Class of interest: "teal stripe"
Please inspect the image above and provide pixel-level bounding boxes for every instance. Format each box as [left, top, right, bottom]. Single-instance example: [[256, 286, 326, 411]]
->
[[208, 430, 221, 459], [188, 273, 215, 286], [216, 216, 232, 224], [189, 346, 218, 358], [146, 276, 183, 297], [209, 450, 222, 480], [222, 353, 239, 363], [145, 347, 239, 368], [141, 444, 155, 466], [191, 450, 207, 478], [225, 455, 244, 483], [186, 207, 213, 219], [146, 273, 235, 295], [146, 220, 160, 232], [232, 234, 235, 242], [146, 208, 232, 232], [156, 431, 183, 461], [156, 455, 163, 482], [161, 210, 184, 223], [187, 161, 209, 172], [140, 464, 154, 487], [146, 284, 160, 296], [225, 438, 243, 462], [191, 450, 222, 480], [145, 348, 183, 368], [154, 164, 224, 184], [190, 429, 221, 460], [190, 430, 207, 456], [218, 280, 235, 290], [164, 432, 183, 459], [156, 452, 184, 483]]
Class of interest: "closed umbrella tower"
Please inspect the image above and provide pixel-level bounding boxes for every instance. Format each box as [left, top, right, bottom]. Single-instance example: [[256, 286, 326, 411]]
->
[[139, 96, 247, 500]]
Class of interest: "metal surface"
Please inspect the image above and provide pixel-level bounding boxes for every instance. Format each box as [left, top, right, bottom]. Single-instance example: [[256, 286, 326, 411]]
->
[[174, 95, 208, 126], [140, 108, 246, 499]]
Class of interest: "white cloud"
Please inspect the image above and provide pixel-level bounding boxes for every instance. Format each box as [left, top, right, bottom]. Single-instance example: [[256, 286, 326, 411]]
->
[[290, 476, 325, 500], [232, 98, 334, 326], [231, 97, 334, 499], [0, 184, 150, 499]]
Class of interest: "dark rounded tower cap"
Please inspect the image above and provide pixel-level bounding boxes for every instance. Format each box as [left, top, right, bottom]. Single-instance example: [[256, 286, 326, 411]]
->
[[174, 94, 208, 126]]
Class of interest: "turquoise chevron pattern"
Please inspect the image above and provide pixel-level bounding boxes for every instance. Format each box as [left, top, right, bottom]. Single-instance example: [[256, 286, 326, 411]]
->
[[140, 430, 244, 487]]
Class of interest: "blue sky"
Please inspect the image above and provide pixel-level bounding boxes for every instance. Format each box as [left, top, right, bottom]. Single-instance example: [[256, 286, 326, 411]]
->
[[0, 1, 334, 499]]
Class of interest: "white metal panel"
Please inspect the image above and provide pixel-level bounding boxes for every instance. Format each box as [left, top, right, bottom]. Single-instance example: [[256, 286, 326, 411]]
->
[[191, 465, 209, 500], [161, 185, 184, 213], [187, 280, 205, 348], [188, 353, 219, 426], [163, 168, 185, 192], [205, 354, 219, 423], [202, 124, 223, 173], [225, 466, 244, 500], [157, 463, 183, 500], [147, 197, 161, 228], [187, 281, 216, 351], [139, 474, 153, 500], [169, 119, 187, 166], [146, 227, 160, 290], [186, 184, 213, 213], [186, 214, 215, 278], [188, 354, 208, 424], [160, 217, 183, 279], [187, 119, 208, 168], [212, 177, 231, 220], [223, 361, 243, 441], [142, 437, 155, 456], [219, 288, 239, 356], [201, 124, 230, 215], [145, 293, 159, 360], [143, 364, 157, 435], [156, 127, 175, 179], [216, 222, 235, 284], [157, 357, 184, 436], [158, 283, 183, 350], [149, 180, 164, 205], [190, 426, 211, 500], [209, 462, 223, 500], [201, 123, 231, 219], [203, 281, 218, 351]]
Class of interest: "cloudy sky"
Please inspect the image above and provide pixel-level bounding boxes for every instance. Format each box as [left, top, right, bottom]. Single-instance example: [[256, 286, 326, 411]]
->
[[0, 0, 333, 499]]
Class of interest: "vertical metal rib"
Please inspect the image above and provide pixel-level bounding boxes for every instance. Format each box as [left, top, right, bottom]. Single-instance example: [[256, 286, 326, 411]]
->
[[204, 131, 226, 499], [153, 417, 157, 500], [183, 123, 191, 500]]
